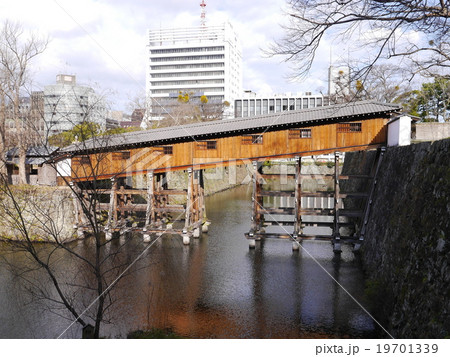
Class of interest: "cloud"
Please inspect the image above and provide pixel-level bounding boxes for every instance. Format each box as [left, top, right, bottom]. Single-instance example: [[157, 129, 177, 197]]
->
[[0, 0, 331, 111]]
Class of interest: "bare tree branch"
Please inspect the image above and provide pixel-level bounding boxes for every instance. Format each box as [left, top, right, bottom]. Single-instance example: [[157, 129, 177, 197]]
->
[[269, 0, 450, 81]]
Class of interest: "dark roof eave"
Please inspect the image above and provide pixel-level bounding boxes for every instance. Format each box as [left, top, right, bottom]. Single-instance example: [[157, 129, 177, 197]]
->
[[61, 101, 401, 155]]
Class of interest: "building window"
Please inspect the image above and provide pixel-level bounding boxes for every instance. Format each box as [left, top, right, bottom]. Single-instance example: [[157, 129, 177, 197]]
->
[[263, 99, 268, 114], [338, 122, 362, 132], [197, 141, 217, 150], [207, 141, 217, 150], [235, 100, 242, 117], [289, 98, 295, 111], [112, 151, 131, 160], [289, 129, 312, 139], [301, 129, 312, 138], [151, 54, 225, 62], [163, 146, 173, 155], [256, 100, 261, 115], [73, 156, 90, 165], [242, 134, 263, 145]]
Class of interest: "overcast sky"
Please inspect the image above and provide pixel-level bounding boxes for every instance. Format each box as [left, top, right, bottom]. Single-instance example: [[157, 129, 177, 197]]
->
[[0, 0, 338, 112]]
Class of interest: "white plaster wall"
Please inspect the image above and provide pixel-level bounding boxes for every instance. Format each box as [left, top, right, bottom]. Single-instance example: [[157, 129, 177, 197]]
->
[[388, 116, 411, 147]]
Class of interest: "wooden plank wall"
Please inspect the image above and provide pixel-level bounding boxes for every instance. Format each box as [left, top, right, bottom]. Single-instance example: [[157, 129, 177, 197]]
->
[[71, 118, 388, 181]]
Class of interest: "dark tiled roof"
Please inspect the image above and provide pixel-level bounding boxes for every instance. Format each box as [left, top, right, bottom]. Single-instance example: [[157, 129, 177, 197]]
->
[[62, 100, 401, 154], [6, 146, 59, 165]]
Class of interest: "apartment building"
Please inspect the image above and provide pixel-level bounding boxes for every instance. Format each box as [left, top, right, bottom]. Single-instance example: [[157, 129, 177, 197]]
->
[[44, 74, 107, 135]]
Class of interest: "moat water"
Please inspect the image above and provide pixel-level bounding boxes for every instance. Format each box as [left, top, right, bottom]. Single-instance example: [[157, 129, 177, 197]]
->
[[0, 185, 379, 338]]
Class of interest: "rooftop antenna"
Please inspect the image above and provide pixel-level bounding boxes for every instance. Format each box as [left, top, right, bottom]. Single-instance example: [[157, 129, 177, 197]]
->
[[200, 0, 207, 27]]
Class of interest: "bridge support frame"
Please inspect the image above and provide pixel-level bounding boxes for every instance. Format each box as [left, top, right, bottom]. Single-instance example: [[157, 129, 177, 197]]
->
[[142, 167, 207, 244], [244, 151, 382, 253], [249, 161, 264, 248]]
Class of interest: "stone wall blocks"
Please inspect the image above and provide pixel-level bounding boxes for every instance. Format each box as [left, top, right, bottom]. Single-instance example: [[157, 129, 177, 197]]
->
[[344, 138, 450, 338]]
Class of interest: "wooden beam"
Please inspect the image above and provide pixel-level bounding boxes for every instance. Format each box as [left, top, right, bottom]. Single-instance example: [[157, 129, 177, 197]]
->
[[144, 171, 154, 230], [259, 190, 295, 197], [333, 152, 341, 252], [185, 168, 193, 230], [105, 177, 118, 236], [294, 156, 302, 238]]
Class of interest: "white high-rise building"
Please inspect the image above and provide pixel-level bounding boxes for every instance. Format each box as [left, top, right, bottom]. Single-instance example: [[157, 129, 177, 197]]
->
[[146, 22, 242, 119]]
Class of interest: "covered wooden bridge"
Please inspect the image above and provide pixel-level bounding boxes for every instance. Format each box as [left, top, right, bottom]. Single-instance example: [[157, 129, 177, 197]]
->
[[60, 100, 402, 251]]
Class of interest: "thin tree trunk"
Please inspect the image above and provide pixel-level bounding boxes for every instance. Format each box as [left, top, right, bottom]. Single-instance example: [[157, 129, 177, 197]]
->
[[0, 93, 6, 176]]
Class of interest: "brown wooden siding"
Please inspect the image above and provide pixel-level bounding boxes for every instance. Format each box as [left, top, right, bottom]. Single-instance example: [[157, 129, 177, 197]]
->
[[71, 117, 389, 181]]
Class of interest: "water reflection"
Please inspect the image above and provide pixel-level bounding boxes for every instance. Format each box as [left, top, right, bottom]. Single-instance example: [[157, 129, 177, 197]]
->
[[0, 185, 376, 338]]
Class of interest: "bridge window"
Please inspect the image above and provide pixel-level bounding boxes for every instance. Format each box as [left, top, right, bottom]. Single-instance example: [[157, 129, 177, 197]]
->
[[289, 129, 312, 139], [301, 129, 312, 138], [338, 122, 362, 132], [163, 146, 173, 155], [197, 141, 217, 150], [73, 156, 90, 165], [112, 151, 131, 160], [242, 134, 263, 145]]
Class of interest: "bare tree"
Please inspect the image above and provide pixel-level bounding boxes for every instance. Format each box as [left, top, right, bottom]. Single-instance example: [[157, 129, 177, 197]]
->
[[150, 91, 230, 128], [0, 20, 47, 184], [270, 0, 450, 80], [0, 66, 7, 175], [329, 63, 412, 103], [0, 88, 155, 337]]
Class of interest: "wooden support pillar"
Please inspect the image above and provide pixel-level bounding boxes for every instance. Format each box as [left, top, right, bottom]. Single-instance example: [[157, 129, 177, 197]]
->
[[249, 161, 262, 248], [183, 167, 193, 245], [192, 169, 201, 238], [119, 183, 125, 225], [199, 169, 209, 233], [106, 177, 118, 240], [143, 171, 154, 242], [154, 173, 163, 225], [333, 152, 341, 253], [293, 156, 302, 250], [159, 172, 169, 224]]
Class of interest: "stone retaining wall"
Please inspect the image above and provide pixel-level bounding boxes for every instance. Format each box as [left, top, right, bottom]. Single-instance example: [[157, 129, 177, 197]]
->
[[343, 139, 450, 338]]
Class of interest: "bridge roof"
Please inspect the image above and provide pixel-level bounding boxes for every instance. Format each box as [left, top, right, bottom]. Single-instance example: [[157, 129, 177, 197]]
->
[[62, 100, 401, 154]]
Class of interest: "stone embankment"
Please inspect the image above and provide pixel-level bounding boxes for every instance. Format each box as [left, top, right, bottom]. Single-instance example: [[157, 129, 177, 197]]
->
[[0, 186, 75, 242], [343, 139, 449, 338], [0, 165, 252, 242]]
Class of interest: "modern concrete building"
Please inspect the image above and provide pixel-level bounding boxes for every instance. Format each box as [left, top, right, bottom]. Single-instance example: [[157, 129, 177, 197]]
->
[[234, 92, 330, 118], [44, 74, 107, 135], [146, 22, 242, 119]]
